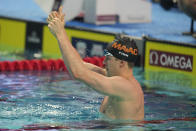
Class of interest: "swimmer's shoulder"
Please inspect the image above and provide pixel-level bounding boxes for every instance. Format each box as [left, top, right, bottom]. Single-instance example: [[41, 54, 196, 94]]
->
[[109, 76, 138, 95], [110, 76, 142, 95], [110, 76, 136, 86]]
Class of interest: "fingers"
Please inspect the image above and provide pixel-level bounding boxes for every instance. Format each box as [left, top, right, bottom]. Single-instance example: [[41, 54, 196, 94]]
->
[[52, 11, 58, 18], [47, 11, 58, 23], [48, 23, 52, 28], [58, 6, 63, 16], [48, 19, 55, 26], [61, 13, 65, 22], [48, 18, 61, 26], [47, 6, 66, 23], [58, 6, 65, 22], [49, 18, 56, 25]]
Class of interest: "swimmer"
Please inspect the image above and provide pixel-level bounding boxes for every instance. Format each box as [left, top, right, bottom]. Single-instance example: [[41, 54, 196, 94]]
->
[[47, 6, 144, 121]]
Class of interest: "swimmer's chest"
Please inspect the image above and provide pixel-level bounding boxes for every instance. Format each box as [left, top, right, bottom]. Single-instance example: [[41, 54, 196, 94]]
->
[[100, 96, 121, 113]]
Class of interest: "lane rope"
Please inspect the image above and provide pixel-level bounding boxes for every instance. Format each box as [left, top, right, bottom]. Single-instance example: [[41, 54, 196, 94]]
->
[[0, 56, 105, 72]]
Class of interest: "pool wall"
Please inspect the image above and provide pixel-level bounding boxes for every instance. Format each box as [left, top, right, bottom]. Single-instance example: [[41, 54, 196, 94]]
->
[[0, 0, 196, 88]]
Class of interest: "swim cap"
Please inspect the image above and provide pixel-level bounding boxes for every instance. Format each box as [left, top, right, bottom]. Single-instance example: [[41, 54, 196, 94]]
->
[[104, 37, 139, 63]]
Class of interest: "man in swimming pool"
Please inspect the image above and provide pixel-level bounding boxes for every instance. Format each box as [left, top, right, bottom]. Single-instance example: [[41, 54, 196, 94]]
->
[[47, 7, 144, 121]]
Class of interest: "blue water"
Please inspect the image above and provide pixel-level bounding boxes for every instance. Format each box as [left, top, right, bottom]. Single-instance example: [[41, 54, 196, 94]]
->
[[0, 57, 196, 130], [0, 69, 196, 130]]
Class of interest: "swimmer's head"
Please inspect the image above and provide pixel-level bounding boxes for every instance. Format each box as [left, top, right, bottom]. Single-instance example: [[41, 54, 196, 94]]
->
[[104, 36, 139, 64]]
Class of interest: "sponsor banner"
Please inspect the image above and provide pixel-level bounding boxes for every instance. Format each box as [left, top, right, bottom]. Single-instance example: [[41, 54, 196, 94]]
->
[[0, 18, 26, 52], [149, 50, 193, 72], [42, 26, 115, 58], [145, 40, 196, 75], [42, 25, 61, 58], [72, 37, 108, 58], [25, 22, 43, 54], [0, 17, 115, 58], [144, 40, 196, 88]]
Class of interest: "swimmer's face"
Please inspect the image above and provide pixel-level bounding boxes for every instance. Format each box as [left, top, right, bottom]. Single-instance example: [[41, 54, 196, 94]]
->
[[103, 56, 119, 76]]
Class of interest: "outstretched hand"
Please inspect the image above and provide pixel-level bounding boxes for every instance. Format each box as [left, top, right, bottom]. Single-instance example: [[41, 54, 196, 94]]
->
[[48, 6, 65, 38], [47, 6, 65, 23]]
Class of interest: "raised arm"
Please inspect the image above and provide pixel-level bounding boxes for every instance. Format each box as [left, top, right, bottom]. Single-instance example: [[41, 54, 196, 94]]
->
[[47, 8, 106, 76], [83, 62, 106, 76], [47, 7, 132, 98]]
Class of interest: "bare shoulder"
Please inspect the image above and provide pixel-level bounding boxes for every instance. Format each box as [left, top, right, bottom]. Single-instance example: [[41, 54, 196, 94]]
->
[[110, 76, 140, 88], [109, 76, 142, 99]]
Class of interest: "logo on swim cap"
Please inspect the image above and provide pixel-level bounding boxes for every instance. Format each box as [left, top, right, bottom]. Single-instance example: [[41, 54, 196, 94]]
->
[[111, 42, 138, 56], [106, 37, 139, 62]]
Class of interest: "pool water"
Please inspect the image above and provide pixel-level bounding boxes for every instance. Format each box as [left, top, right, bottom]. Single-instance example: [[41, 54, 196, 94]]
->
[[0, 59, 196, 130]]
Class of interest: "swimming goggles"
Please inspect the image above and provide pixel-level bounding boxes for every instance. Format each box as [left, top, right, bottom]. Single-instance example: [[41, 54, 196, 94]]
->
[[104, 49, 113, 56]]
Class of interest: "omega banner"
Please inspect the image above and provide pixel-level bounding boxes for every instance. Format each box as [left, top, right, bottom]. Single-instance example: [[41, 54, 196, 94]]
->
[[144, 40, 196, 88], [149, 50, 193, 72]]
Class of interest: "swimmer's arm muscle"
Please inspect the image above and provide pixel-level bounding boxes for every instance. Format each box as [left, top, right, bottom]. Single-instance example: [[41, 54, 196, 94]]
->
[[77, 70, 132, 98], [83, 62, 106, 76], [56, 31, 130, 97]]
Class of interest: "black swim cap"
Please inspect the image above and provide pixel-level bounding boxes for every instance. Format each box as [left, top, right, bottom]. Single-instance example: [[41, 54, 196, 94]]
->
[[105, 37, 139, 63]]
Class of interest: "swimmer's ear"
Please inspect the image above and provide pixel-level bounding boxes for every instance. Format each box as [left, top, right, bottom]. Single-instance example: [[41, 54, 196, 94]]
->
[[119, 60, 126, 68]]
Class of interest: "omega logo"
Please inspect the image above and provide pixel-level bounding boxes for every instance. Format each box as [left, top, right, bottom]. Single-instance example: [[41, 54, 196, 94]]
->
[[150, 51, 158, 65], [149, 50, 193, 72]]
